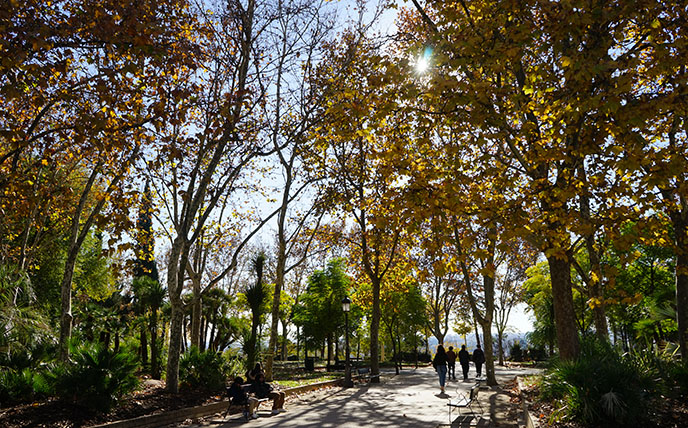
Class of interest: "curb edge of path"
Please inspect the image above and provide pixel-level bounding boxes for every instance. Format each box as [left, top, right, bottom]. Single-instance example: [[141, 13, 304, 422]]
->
[[89, 377, 356, 428]]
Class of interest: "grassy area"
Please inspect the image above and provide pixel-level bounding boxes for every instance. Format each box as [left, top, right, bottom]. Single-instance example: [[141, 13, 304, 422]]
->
[[273, 370, 342, 388]]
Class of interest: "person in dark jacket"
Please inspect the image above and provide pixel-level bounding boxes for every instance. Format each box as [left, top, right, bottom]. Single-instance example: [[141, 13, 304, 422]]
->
[[432, 344, 448, 393], [446, 346, 457, 381], [252, 372, 286, 415], [472, 344, 486, 378], [226, 376, 259, 419], [458, 344, 471, 381], [246, 362, 263, 384]]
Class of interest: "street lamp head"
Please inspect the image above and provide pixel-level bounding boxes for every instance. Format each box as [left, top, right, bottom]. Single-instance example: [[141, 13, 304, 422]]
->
[[342, 296, 351, 312]]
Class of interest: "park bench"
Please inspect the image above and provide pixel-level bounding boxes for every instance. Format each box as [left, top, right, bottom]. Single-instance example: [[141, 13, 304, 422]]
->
[[355, 367, 380, 384], [326, 362, 346, 372], [447, 382, 484, 423], [224, 384, 270, 420]]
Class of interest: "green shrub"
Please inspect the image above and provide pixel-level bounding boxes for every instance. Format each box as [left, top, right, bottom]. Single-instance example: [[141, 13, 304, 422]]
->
[[509, 341, 524, 361], [626, 349, 688, 399], [46, 342, 139, 412], [539, 335, 653, 426], [222, 348, 246, 378], [179, 347, 228, 391], [0, 368, 35, 405], [527, 347, 547, 361]]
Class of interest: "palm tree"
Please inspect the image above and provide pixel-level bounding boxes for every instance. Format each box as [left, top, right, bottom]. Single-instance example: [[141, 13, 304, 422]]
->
[[244, 252, 267, 369]]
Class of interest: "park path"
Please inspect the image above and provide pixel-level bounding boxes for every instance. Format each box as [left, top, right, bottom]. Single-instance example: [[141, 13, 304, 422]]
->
[[180, 365, 541, 428]]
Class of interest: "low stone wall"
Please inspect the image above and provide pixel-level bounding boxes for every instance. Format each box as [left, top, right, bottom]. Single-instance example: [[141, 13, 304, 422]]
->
[[90, 378, 346, 428], [517, 376, 538, 428]]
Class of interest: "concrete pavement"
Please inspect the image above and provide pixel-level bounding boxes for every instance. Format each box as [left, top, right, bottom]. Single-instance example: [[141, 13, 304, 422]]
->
[[180, 365, 541, 428]]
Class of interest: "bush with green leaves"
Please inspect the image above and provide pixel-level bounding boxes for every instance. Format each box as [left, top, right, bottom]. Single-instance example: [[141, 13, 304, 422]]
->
[[509, 341, 524, 361], [0, 368, 43, 405], [222, 348, 246, 379], [0, 343, 57, 405], [46, 342, 139, 412], [539, 335, 653, 426], [626, 348, 688, 399], [179, 347, 229, 391]]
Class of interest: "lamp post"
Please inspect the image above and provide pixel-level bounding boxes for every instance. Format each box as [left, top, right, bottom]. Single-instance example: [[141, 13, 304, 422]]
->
[[342, 296, 353, 387]]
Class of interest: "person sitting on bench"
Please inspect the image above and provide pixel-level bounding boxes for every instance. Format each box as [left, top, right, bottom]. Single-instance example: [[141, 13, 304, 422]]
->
[[252, 372, 286, 415], [226, 376, 259, 419], [246, 362, 263, 384]]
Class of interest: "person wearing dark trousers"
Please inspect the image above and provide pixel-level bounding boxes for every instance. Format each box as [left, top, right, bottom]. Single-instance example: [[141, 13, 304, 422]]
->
[[226, 376, 259, 419], [446, 346, 457, 381], [458, 344, 470, 381], [252, 372, 286, 415], [472, 344, 486, 378], [432, 345, 449, 394]]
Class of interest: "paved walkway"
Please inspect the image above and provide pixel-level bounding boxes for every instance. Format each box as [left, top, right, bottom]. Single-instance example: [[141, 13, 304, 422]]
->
[[180, 365, 541, 428]]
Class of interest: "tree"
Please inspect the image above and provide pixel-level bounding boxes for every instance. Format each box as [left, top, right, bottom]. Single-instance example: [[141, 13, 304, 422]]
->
[[147, 0, 284, 392], [262, 0, 335, 380], [1, 0, 199, 361], [414, 225, 461, 347], [523, 262, 558, 355], [244, 252, 269, 370], [293, 259, 351, 364], [313, 30, 413, 381], [400, 0, 688, 360], [377, 261, 427, 374], [131, 182, 160, 372], [494, 239, 535, 365]]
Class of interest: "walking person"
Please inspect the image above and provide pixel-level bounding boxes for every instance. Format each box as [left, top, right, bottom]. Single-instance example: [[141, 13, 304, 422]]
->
[[472, 344, 486, 378], [432, 344, 449, 394], [458, 344, 470, 381], [446, 346, 457, 381]]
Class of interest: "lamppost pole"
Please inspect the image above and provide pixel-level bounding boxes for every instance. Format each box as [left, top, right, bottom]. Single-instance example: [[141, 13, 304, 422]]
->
[[342, 296, 352, 387]]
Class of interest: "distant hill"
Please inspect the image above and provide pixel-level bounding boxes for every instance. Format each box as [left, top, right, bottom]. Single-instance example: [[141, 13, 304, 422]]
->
[[426, 332, 530, 357]]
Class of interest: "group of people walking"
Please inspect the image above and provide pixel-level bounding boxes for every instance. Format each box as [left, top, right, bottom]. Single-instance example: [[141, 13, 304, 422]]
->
[[432, 344, 486, 393]]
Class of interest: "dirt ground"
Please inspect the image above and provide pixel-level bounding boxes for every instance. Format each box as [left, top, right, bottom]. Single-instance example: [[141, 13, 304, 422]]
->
[[517, 379, 688, 428], [0, 379, 342, 428]]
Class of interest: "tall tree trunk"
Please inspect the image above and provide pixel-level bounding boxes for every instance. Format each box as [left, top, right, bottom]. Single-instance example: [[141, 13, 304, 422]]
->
[[151, 306, 160, 379], [497, 328, 505, 366], [140, 324, 148, 368], [577, 165, 609, 340], [58, 245, 78, 361], [481, 269, 497, 386], [247, 311, 260, 370], [389, 328, 399, 375], [166, 239, 187, 392], [200, 316, 206, 351], [480, 321, 496, 385], [191, 286, 202, 349], [673, 214, 688, 362], [281, 319, 288, 361], [547, 255, 580, 360], [370, 276, 381, 383], [296, 325, 300, 360], [327, 333, 333, 366], [209, 319, 217, 352], [166, 302, 184, 392], [266, 236, 287, 381]]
